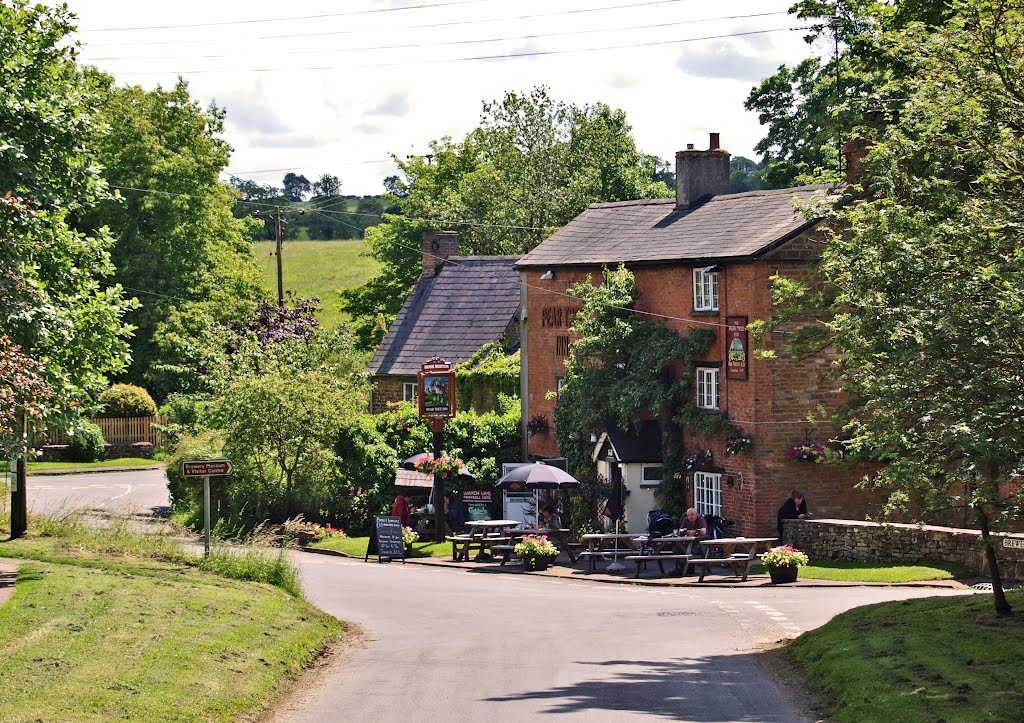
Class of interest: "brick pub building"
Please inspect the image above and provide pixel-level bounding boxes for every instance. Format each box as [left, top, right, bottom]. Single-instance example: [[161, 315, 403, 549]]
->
[[516, 134, 877, 536]]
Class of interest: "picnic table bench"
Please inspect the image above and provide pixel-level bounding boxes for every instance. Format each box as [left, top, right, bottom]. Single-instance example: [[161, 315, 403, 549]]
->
[[625, 535, 699, 578], [686, 537, 776, 582], [447, 520, 521, 562]]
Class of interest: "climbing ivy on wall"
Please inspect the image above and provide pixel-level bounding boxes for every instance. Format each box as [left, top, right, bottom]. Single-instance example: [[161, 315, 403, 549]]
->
[[454, 342, 520, 411], [553, 265, 724, 516]]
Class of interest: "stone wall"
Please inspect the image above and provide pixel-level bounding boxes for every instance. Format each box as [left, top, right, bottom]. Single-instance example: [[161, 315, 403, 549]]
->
[[785, 518, 1024, 582]]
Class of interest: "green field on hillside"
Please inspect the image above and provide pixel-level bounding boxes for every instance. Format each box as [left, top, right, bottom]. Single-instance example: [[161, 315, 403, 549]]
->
[[254, 239, 379, 329]]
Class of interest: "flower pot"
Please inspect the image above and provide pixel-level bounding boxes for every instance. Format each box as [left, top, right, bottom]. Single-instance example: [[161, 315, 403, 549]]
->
[[524, 554, 556, 571], [768, 564, 799, 584]]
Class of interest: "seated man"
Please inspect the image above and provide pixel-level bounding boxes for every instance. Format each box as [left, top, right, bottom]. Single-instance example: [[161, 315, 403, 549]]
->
[[539, 505, 562, 531], [678, 507, 708, 538]]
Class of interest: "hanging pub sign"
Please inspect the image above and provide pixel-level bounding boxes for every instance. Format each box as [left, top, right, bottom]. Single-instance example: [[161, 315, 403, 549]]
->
[[418, 357, 457, 419], [726, 316, 749, 380]]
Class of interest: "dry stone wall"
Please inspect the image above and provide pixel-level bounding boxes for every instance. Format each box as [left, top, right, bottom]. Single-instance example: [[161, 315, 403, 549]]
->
[[784, 518, 1024, 581]]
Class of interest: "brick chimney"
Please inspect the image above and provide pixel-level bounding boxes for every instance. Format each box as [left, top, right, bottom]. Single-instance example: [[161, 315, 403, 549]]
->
[[421, 231, 458, 278], [676, 132, 731, 208], [843, 137, 871, 184]]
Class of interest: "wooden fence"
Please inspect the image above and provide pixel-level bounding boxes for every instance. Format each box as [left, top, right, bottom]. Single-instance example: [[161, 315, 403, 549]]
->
[[33, 415, 167, 450]]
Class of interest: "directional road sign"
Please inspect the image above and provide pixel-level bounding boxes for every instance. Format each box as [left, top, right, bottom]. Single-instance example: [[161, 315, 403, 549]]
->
[[181, 459, 233, 477]]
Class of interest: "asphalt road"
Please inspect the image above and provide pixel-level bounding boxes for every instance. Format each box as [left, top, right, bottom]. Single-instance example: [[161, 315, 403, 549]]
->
[[280, 554, 973, 722], [22, 468, 170, 517]]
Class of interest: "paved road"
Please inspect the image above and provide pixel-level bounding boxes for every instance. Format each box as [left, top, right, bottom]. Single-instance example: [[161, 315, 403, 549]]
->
[[280, 554, 973, 722], [23, 468, 170, 516]]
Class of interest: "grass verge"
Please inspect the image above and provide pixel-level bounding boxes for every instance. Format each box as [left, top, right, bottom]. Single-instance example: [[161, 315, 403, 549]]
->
[[312, 535, 451, 559], [0, 457, 165, 474], [0, 513, 341, 720], [783, 589, 1024, 722], [752, 560, 965, 583]]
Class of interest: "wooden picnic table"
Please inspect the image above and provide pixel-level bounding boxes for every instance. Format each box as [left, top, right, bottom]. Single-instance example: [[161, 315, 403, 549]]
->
[[448, 520, 521, 562], [687, 537, 777, 582], [625, 535, 699, 578], [579, 533, 641, 573]]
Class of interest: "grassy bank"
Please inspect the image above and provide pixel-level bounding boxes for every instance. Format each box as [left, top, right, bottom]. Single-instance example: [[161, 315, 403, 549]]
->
[[0, 515, 341, 721], [754, 561, 964, 583], [0, 457, 165, 474], [254, 239, 379, 329], [783, 589, 1024, 721], [312, 535, 451, 559]]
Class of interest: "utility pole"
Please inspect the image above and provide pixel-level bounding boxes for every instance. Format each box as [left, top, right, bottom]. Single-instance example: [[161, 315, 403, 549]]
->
[[275, 207, 284, 306]]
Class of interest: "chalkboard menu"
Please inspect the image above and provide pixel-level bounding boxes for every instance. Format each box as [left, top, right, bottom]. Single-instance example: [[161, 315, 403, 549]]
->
[[365, 515, 406, 563]]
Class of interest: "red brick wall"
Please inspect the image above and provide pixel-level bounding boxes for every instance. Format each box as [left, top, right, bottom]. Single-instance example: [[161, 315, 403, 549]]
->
[[370, 375, 416, 414], [522, 227, 883, 536]]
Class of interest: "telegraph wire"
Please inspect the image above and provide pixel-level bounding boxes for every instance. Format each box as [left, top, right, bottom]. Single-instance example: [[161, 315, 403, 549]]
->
[[99, 27, 810, 75], [81, 12, 789, 60]]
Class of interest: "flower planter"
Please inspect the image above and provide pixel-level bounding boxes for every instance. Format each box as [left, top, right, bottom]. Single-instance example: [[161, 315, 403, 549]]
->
[[524, 554, 556, 571], [768, 565, 799, 584]]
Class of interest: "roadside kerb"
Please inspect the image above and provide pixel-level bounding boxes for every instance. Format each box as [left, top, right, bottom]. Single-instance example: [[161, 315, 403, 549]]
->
[[0, 559, 21, 607], [299, 546, 970, 590]]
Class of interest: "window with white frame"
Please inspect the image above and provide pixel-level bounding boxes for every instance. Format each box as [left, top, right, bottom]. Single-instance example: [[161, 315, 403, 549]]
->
[[696, 367, 720, 410], [640, 464, 664, 486], [693, 267, 719, 311], [403, 382, 418, 403], [693, 471, 722, 517]]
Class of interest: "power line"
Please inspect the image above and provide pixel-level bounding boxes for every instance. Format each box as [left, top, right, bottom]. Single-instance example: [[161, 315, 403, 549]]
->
[[99, 27, 809, 75], [81, 12, 789, 60], [80, 0, 487, 32]]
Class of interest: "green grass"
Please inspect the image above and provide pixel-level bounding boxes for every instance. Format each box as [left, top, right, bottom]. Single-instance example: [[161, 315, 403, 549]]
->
[[312, 535, 452, 559], [752, 560, 965, 583], [0, 514, 341, 721], [0, 457, 165, 474], [254, 239, 379, 329], [784, 589, 1024, 722]]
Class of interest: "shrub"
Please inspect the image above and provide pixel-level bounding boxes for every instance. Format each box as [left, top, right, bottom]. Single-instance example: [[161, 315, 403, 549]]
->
[[165, 431, 226, 516], [67, 421, 106, 462], [98, 383, 158, 417]]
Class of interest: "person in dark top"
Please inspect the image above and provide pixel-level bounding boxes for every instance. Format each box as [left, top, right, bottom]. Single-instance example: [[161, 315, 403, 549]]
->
[[678, 508, 709, 538], [777, 490, 809, 538], [447, 494, 464, 532]]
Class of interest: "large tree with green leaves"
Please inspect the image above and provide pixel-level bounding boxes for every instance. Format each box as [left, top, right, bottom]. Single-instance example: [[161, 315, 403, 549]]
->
[[745, 0, 953, 187], [554, 266, 718, 518], [82, 74, 265, 398], [341, 86, 671, 349], [776, 0, 1024, 615], [0, 1, 133, 445]]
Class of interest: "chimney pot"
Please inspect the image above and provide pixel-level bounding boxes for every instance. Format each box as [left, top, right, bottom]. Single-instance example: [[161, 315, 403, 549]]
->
[[709, 132, 720, 150], [686, 143, 694, 150]]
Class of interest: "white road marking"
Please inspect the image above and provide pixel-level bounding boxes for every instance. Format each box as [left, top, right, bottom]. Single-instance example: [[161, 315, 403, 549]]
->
[[110, 485, 132, 500]]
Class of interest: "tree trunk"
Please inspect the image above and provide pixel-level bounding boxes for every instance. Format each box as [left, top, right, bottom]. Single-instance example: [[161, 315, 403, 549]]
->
[[975, 505, 1012, 616]]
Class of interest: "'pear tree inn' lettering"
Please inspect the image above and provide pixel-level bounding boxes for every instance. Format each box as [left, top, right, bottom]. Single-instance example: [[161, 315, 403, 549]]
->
[[542, 306, 580, 357]]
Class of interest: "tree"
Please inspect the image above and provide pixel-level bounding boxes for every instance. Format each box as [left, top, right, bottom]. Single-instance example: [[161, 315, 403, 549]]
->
[[729, 156, 771, 193], [772, 0, 1024, 615], [311, 173, 341, 200], [0, 2, 133, 441], [83, 75, 265, 398], [282, 172, 311, 202], [554, 266, 717, 517], [342, 86, 671, 348], [744, 0, 953, 187]]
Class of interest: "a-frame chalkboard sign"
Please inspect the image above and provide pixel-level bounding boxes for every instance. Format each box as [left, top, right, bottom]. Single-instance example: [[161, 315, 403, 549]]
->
[[365, 515, 406, 563]]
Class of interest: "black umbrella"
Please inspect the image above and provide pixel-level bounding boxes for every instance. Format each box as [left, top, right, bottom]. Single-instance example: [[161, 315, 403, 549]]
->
[[494, 462, 580, 491], [604, 463, 624, 522]]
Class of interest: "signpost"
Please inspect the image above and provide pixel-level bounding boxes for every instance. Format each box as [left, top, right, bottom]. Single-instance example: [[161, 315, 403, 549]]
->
[[418, 357, 457, 542], [181, 459, 233, 556], [1003, 537, 1024, 549]]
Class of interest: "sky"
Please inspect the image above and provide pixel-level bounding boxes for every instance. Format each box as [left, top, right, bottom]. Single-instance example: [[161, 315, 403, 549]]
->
[[63, 0, 830, 197]]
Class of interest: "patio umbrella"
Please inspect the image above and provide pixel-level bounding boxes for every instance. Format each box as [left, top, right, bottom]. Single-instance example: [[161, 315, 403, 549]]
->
[[494, 462, 580, 491]]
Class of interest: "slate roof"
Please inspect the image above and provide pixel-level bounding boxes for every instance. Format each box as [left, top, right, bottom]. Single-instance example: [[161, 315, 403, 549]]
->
[[592, 421, 663, 463], [516, 185, 830, 268], [367, 256, 521, 376]]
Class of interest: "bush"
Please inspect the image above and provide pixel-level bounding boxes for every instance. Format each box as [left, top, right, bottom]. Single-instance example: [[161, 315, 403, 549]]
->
[[67, 421, 106, 462], [165, 431, 226, 516], [98, 383, 157, 417]]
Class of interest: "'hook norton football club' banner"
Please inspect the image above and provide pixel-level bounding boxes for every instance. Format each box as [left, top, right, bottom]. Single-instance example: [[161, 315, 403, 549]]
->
[[418, 357, 457, 419], [726, 316, 748, 380]]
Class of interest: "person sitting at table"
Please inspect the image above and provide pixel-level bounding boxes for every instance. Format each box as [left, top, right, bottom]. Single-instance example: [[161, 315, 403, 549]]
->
[[777, 490, 809, 538], [678, 508, 708, 538], [539, 505, 562, 530], [392, 493, 410, 528]]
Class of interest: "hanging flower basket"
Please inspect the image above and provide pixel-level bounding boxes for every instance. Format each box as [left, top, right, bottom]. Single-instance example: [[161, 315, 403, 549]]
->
[[725, 433, 752, 456], [526, 415, 549, 436], [788, 441, 828, 463]]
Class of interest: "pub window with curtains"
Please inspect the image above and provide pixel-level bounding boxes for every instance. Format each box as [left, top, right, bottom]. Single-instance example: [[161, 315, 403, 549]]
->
[[693, 267, 719, 311]]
